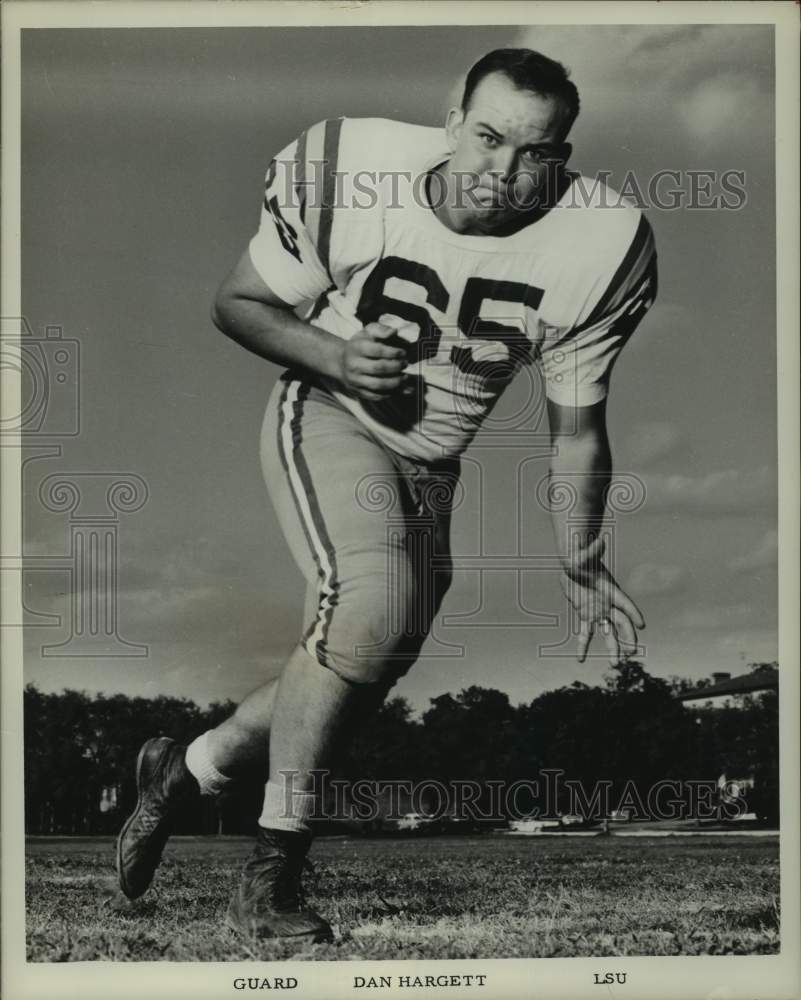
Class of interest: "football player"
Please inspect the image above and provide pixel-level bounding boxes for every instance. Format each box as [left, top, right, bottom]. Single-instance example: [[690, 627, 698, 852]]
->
[[117, 48, 656, 943]]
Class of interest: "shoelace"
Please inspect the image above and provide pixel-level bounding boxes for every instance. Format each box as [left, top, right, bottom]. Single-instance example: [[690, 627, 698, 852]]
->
[[245, 842, 316, 912]]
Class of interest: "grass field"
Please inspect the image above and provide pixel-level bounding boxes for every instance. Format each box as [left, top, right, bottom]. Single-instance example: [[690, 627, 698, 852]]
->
[[25, 834, 780, 961]]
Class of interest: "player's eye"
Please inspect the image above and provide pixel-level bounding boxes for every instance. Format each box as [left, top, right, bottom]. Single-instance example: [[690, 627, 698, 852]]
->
[[479, 132, 499, 147], [522, 148, 545, 164], [522, 146, 562, 164]]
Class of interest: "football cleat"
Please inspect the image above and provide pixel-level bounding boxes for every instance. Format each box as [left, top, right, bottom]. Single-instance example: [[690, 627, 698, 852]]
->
[[225, 827, 333, 943], [116, 736, 199, 899]]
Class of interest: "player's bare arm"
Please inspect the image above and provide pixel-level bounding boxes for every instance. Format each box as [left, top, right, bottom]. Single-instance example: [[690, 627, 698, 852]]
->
[[547, 397, 645, 667], [212, 249, 407, 402]]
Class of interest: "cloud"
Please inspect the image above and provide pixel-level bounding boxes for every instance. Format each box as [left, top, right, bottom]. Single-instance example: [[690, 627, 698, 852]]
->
[[680, 73, 764, 146], [640, 464, 775, 515], [512, 25, 773, 152], [675, 602, 760, 630], [513, 25, 771, 94], [726, 529, 778, 573], [122, 581, 222, 617], [622, 422, 681, 466], [626, 562, 685, 596]]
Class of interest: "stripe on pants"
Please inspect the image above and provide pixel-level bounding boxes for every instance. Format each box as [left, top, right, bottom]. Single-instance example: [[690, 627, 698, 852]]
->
[[276, 379, 339, 662]]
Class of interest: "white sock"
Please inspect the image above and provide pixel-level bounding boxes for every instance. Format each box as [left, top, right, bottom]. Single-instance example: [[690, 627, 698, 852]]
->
[[258, 778, 317, 834], [185, 730, 233, 797]]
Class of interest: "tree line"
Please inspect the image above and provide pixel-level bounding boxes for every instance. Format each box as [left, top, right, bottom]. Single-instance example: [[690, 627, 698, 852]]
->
[[23, 661, 779, 835]]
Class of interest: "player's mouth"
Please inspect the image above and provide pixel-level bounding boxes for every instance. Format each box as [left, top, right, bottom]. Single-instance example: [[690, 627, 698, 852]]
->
[[472, 187, 509, 209]]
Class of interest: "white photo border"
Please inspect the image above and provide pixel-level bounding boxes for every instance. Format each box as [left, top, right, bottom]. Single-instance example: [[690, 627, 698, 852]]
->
[[2, 3, 799, 999]]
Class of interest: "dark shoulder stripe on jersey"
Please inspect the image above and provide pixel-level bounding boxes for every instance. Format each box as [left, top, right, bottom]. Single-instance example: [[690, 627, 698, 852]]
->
[[317, 117, 344, 276], [295, 129, 308, 226], [575, 214, 653, 334]]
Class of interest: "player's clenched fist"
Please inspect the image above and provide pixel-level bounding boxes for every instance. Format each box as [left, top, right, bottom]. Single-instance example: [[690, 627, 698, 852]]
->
[[336, 322, 408, 402]]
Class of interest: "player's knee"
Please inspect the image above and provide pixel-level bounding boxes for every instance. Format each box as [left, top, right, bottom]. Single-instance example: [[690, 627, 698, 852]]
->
[[229, 699, 271, 738], [304, 579, 420, 685], [321, 644, 411, 687], [318, 617, 412, 686]]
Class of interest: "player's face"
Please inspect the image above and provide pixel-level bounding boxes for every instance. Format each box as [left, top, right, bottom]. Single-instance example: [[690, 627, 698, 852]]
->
[[444, 72, 571, 233]]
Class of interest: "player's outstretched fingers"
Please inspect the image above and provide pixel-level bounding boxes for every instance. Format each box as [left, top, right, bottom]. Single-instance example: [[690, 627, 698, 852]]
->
[[613, 586, 646, 631], [611, 607, 638, 659], [598, 617, 620, 665], [576, 620, 593, 663]]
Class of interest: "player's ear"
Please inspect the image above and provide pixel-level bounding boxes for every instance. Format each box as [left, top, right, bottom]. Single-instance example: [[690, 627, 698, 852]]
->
[[445, 106, 464, 152]]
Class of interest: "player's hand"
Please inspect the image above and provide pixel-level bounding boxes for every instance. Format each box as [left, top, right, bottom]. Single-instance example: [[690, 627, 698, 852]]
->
[[337, 322, 408, 402], [559, 538, 645, 666]]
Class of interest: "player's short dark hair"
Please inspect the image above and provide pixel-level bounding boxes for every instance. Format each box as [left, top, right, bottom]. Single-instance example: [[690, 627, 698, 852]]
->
[[461, 48, 580, 138]]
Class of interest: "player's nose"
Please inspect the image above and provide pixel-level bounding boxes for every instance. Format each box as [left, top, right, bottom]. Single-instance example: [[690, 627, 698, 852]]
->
[[488, 148, 517, 183]]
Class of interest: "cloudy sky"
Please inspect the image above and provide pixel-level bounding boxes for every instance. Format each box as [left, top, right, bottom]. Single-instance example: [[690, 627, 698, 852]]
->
[[20, 23, 778, 713]]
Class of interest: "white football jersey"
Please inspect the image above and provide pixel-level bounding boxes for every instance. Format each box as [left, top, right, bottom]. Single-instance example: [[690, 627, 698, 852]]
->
[[249, 117, 657, 462]]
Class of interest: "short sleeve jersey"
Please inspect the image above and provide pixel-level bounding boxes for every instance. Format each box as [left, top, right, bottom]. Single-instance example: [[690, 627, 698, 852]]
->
[[249, 117, 658, 462]]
